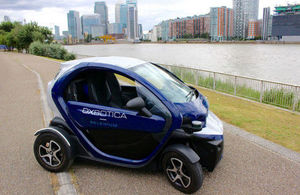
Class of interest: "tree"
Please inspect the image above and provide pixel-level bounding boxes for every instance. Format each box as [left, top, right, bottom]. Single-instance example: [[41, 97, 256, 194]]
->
[[0, 21, 15, 32], [84, 34, 92, 43], [0, 21, 53, 52], [200, 33, 209, 39], [15, 22, 53, 52]]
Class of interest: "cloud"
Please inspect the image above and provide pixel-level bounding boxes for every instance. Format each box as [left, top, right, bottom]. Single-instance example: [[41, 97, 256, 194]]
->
[[0, 0, 297, 32], [0, 0, 96, 10]]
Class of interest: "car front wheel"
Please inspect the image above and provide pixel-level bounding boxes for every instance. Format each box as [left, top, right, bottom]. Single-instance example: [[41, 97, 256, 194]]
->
[[162, 152, 203, 194]]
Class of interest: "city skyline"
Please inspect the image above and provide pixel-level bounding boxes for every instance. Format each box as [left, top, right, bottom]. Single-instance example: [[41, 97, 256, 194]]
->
[[0, 0, 297, 33]]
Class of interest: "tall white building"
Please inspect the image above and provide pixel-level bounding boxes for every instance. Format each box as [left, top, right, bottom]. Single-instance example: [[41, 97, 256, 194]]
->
[[262, 7, 272, 40], [233, 0, 259, 38], [115, 3, 121, 23], [127, 4, 138, 40]]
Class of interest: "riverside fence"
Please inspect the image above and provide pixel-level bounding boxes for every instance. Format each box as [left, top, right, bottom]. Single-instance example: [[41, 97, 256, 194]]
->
[[161, 64, 300, 112]]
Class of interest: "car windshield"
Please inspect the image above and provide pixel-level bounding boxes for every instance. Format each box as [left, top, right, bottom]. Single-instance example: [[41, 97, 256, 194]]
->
[[130, 63, 196, 103]]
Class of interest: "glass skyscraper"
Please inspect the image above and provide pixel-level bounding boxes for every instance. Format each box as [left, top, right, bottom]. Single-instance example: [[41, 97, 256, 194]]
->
[[94, 1, 108, 34], [120, 3, 128, 28], [67, 10, 81, 40], [54, 25, 60, 40], [126, 0, 137, 6], [81, 14, 104, 38]]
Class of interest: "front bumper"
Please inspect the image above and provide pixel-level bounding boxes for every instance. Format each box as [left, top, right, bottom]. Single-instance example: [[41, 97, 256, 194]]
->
[[191, 137, 224, 171], [174, 111, 224, 171]]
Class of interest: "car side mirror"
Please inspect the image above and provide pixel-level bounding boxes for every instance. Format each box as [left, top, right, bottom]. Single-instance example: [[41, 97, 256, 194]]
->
[[126, 97, 152, 117]]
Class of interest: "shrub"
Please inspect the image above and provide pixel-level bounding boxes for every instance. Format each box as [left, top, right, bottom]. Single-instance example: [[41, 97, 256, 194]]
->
[[29, 41, 75, 61], [64, 53, 76, 61]]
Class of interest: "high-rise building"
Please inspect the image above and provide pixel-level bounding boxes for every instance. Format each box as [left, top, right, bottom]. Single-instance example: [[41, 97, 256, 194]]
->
[[262, 7, 273, 40], [81, 14, 104, 38], [120, 4, 129, 28], [167, 15, 210, 40], [108, 23, 123, 34], [127, 4, 138, 40], [272, 4, 300, 41], [54, 25, 60, 40], [233, 0, 259, 39], [62, 31, 69, 38], [115, 3, 121, 23], [193, 14, 210, 37], [247, 20, 261, 39], [138, 24, 143, 39], [126, 0, 137, 6], [94, 1, 108, 34], [67, 10, 81, 40], [210, 7, 234, 41], [4, 16, 10, 22], [159, 21, 170, 41]]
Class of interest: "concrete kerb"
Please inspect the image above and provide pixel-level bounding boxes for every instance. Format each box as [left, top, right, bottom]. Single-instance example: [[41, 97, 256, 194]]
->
[[21, 63, 77, 195]]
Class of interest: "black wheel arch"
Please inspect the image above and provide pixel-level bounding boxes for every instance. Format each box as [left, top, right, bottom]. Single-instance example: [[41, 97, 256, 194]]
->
[[161, 144, 200, 165]]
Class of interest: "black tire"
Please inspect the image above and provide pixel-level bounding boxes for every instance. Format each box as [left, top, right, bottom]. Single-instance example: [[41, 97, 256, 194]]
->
[[33, 133, 73, 172], [162, 152, 203, 194]]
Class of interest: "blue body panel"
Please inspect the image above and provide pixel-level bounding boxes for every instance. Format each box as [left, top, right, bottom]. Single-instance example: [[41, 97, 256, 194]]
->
[[51, 62, 183, 167], [174, 93, 208, 126], [67, 101, 166, 133]]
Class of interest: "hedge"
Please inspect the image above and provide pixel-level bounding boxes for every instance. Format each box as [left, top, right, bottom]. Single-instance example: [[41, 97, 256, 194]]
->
[[29, 41, 75, 61]]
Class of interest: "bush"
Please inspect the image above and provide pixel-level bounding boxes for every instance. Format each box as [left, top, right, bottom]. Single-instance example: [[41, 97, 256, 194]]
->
[[63, 53, 76, 61], [29, 41, 75, 61]]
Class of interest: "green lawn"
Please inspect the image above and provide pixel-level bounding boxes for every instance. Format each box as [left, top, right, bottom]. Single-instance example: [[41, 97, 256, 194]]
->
[[197, 87, 300, 152]]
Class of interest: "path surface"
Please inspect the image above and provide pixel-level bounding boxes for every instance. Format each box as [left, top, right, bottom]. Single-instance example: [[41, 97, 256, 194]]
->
[[0, 52, 299, 195]]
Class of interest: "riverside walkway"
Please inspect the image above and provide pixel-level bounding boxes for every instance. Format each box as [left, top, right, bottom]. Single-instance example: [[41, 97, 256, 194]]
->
[[0, 52, 299, 194]]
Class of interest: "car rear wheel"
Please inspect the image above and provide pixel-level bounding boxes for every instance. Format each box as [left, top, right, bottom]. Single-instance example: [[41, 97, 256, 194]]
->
[[162, 152, 203, 194], [34, 133, 73, 172]]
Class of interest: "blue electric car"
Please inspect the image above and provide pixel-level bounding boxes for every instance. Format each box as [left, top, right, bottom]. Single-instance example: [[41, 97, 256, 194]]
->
[[33, 57, 224, 193]]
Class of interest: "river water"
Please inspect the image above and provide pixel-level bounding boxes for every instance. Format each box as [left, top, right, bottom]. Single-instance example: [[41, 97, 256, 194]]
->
[[65, 44, 300, 85]]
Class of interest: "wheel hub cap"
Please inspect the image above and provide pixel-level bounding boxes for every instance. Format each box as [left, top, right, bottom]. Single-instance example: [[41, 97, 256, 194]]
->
[[39, 140, 62, 167], [166, 158, 191, 188]]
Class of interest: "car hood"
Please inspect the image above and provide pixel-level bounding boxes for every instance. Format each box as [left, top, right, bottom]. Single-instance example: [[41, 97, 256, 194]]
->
[[174, 91, 209, 126]]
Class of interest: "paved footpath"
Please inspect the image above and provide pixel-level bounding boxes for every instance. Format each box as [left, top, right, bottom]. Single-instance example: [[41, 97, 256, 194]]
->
[[0, 52, 299, 195]]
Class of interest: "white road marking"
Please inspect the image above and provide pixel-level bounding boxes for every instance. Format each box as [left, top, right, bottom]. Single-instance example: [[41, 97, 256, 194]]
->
[[22, 64, 78, 195]]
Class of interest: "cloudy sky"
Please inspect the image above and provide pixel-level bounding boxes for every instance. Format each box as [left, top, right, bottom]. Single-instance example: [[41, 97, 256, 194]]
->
[[0, 0, 296, 33]]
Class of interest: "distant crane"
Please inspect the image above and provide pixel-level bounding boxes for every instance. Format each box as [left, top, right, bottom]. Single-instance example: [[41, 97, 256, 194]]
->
[[99, 35, 116, 43]]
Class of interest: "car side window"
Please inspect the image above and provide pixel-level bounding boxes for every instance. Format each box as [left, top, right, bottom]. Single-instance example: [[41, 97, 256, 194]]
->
[[64, 70, 170, 119]]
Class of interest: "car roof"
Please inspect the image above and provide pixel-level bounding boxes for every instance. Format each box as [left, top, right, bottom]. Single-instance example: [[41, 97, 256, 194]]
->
[[61, 56, 147, 70]]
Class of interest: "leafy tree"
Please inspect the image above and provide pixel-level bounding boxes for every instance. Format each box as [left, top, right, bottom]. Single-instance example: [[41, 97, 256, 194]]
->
[[0, 21, 15, 32], [183, 34, 193, 39], [0, 21, 53, 51], [32, 31, 45, 42], [200, 33, 209, 39], [84, 34, 92, 43]]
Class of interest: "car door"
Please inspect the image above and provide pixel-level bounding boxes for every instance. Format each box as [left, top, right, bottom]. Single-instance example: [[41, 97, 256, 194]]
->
[[65, 71, 172, 160]]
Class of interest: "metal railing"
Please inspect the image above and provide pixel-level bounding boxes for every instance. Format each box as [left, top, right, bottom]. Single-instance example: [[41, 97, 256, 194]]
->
[[161, 64, 300, 112]]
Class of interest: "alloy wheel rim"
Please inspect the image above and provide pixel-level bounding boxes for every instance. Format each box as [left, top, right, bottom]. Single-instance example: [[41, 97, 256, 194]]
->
[[39, 140, 63, 167], [166, 157, 191, 188]]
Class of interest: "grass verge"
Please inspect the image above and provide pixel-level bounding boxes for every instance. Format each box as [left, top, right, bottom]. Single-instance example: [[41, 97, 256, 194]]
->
[[169, 66, 300, 112], [196, 87, 300, 152]]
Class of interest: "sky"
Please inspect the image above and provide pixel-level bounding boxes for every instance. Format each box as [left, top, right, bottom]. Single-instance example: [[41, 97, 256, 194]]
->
[[0, 0, 298, 33]]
